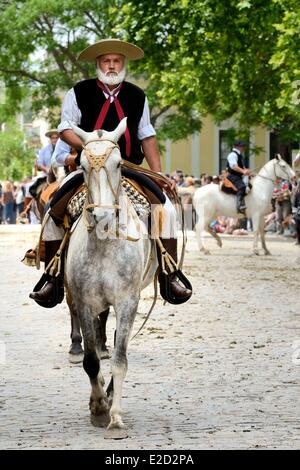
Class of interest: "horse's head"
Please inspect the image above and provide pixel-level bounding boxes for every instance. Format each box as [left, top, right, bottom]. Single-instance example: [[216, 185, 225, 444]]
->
[[71, 118, 127, 233], [273, 154, 295, 182]]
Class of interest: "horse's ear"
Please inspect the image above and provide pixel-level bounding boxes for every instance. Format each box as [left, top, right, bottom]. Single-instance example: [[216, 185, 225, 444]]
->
[[275, 153, 281, 160], [70, 124, 91, 143], [111, 117, 127, 143]]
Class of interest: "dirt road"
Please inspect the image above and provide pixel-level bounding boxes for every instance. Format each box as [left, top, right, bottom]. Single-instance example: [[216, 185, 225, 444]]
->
[[0, 225, 299, 449]]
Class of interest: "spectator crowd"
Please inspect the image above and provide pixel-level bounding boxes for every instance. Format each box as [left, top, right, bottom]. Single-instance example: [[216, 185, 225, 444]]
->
[[1, 158, 300, 247]]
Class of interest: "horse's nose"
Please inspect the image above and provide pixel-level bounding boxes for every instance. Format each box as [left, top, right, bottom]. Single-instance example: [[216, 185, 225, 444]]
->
[[93, 207, 115, 223]]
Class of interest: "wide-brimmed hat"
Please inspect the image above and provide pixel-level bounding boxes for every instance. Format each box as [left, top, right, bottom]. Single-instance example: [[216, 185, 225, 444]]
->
[[45, 129, 59, 138], [78, 39, 144, 62]]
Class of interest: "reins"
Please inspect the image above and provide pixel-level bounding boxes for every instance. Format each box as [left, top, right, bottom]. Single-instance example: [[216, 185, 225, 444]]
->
[[253, 159, 293, 184]]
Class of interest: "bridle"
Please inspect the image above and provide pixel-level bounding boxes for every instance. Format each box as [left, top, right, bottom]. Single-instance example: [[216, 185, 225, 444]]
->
[[257, 159, 292, 184], [81, 138, 141, 241], [81, 138, 122, 233]]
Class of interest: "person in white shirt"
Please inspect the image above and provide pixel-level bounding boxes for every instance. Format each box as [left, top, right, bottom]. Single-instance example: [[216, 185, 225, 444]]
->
[[29, 39, 191, 306], [36, 130, 59, 176], [226, 139, 251, 213]]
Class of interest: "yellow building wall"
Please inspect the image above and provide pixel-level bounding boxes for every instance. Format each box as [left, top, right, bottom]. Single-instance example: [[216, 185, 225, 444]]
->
[[169, 139, 191, 174], [159, 115, 269, 176], [254, 127, 268, 168], [199, 116, 215, 175]]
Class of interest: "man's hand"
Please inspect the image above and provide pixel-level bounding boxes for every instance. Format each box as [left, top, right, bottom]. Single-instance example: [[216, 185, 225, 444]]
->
[[244, 169, 251, 176], [166, 176, 177, 191]]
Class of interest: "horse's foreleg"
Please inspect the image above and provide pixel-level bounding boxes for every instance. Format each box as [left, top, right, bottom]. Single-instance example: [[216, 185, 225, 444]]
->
[[207, 226, 222, 248], [105, 300, 138, 439], [95, 308, 111, 359], [252, 216, 260, 256], [259, 218, 271, 255], [66, 291, 84, 363], [195, 219, 211, 255], [81, 306, 109, 426]]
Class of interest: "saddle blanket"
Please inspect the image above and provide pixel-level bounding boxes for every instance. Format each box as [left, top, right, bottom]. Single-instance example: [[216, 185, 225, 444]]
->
[[66, 178, 151, 223]]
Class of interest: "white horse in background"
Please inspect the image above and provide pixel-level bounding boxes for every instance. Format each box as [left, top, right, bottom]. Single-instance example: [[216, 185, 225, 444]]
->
[[65, 118, 158, 439], [193, 155, 295, 255]]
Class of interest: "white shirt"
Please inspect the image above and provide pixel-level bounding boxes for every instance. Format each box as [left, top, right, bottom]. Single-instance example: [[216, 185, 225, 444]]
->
[[57, 84, 156, 141], [36, 143, 55, 175], [51, 138, 72, 167], [227, 147, 242, 169]]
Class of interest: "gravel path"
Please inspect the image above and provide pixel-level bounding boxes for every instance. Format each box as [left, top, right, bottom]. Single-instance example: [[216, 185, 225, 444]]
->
[[0, 226, 299, 449]]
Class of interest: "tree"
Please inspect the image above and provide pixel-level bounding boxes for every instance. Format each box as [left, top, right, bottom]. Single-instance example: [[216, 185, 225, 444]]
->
[[0, 120, 35, 180], [0, 0, 202, 140], [115, 0, 300, 152], [0, 0, 299, 148], [0, 0, 118, 122]]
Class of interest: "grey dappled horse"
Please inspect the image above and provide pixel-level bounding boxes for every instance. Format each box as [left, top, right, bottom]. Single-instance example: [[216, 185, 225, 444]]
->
[[65, 118, 158, 438]]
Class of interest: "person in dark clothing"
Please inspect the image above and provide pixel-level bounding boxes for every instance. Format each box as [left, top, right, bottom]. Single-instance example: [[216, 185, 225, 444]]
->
[[226, 139, 252, 214]]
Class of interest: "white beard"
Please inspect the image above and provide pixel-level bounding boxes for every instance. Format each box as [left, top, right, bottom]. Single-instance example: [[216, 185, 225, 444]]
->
[[96, 66, 126, 86]]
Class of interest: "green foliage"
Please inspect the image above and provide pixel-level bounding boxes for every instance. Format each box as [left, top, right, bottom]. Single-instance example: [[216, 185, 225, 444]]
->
[[1, 0, 300, 144], [0, 0, 121, 123], [0, 121, 34, 180]]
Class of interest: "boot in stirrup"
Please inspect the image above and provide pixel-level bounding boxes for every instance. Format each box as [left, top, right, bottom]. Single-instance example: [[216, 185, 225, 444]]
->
[[157, 238, 192, 304], [29, 240, 64, 305]]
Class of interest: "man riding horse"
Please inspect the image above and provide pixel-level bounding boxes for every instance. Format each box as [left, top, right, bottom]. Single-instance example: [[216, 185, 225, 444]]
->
[[29, 38, 192, 305], [226, 139, 252, 214], [29, 130, 59, 198]]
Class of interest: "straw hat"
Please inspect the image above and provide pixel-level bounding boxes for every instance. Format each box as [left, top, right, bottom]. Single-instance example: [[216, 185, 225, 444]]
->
[[78, 38, 144, 62], [45, 129, 59, 138]]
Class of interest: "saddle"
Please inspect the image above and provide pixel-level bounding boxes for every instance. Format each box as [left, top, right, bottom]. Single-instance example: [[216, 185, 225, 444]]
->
[[220, 176, 238, 195], [40, 181, 60, 206], [220, 175, 252, 195], [66, 178, 152, 224], [29, 176, 47, 199]]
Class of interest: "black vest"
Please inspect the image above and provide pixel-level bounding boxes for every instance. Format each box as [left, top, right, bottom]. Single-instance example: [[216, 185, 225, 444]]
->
[[74, 79, 146, 164], [227, 150, 245, 177]]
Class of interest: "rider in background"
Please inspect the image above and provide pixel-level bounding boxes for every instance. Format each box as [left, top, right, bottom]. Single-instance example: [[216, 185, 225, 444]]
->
[[36, 130, 59, 176], [226, 139, 252, 214], [29, 130, 59, 198]]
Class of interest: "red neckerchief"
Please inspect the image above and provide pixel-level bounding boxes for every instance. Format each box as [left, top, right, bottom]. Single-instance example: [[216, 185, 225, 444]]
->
[[94, 80, 131, 157]]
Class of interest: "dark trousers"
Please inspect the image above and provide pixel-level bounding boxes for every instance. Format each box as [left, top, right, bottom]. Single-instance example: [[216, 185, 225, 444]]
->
[[227, 174, 246, 198]]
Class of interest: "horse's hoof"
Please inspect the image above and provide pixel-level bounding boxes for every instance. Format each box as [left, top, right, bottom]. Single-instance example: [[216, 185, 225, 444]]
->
[[90, 396, 109, 417], [100, 346, 112, 360], [68, 352, 84, 364], [200, 248, 211, 255], [104, 427, 128, 440], [264, 250, 271, 256], [68, 351, 84, 364], [90, 412, 110, 428], [253, 250, 259, 256]]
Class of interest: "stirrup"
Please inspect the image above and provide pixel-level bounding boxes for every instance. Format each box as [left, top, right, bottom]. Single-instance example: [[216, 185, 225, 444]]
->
[[156, 238, 192, 304], [31, 273, 64, 308], [158, 269, 192, 305]]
